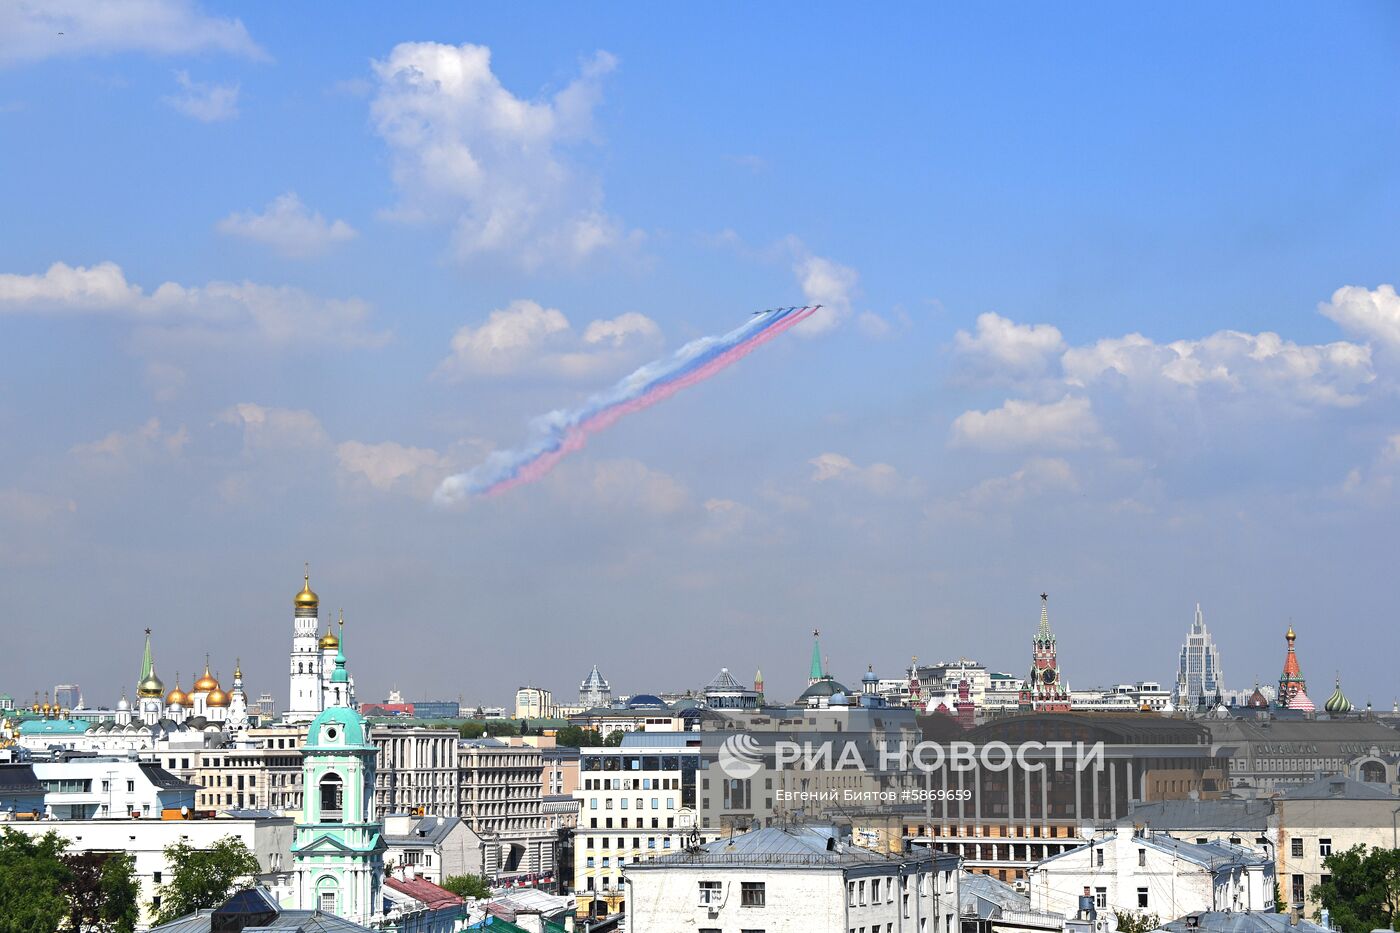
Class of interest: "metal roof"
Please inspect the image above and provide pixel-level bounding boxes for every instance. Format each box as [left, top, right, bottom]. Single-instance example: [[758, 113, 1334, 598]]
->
[[626, 824, 960, 870], [1128, 798, 1273, 831], [1154, 912, 1333, 933], [1281, 773, 1399, 800]]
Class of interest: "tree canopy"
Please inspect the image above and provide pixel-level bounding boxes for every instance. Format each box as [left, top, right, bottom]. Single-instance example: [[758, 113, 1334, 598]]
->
[[1311, 843, 1400, 933], [441, 873, 492, 900], [0, 828, 139, 933], [151, 835, 261, 925]]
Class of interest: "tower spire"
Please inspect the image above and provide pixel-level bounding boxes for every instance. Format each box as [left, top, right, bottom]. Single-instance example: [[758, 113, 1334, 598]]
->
[[1038, 593, 1051, 638], [331, 610, 348, 685], [809, 629, 824, 684]]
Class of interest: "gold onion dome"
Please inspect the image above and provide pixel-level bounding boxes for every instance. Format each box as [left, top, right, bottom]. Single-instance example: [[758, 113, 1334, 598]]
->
[[295, 567, 319, 609], [206, 685, 229, 707], [193, 661, 220, 694], [319, 623, 340, 650], [138, 671, 165, 698], [165, 675, 188, 708]]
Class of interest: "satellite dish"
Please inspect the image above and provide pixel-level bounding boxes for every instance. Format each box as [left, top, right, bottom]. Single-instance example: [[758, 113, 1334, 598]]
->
[[676, 807, 697, 830]]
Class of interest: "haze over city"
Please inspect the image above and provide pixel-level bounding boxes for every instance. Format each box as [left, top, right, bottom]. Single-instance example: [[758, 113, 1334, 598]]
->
[[3, 1, 1399, 709]]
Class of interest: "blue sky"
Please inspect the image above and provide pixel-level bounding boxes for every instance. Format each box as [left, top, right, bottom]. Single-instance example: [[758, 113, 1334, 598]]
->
[[1, 2, 1398, 710]]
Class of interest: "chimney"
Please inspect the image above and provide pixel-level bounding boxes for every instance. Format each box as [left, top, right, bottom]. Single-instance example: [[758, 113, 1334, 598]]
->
[[514, 910, 545, 933]]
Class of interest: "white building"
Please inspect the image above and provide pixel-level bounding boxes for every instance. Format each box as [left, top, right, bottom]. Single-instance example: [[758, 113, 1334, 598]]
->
[[1176, 605, 1225, 708], [32, 758, 196, 820], [285, 569, 355, 725], [2, 814, 296, 928], [579, 666, 612, 708], [383, 813, 486, 885], [1029, 827, 1273, 921], [515, 686, 555, 720], [624, 824, 961, 933]]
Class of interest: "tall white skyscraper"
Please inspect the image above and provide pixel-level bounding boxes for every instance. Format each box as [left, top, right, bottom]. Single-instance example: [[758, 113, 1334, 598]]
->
[[1176, 604, 1224, 706]]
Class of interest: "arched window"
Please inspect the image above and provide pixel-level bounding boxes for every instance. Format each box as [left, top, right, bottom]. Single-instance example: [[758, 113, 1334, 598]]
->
[[297, 663, 303, 674], [1361, 760, 1386, 783], [319, 773, 344, 822]]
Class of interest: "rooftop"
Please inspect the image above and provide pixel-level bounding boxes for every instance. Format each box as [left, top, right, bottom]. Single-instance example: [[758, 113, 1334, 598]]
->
[[626, 824, 960, 870], [1281, 773, 1400, 800], [1154, 913, 1333, 933]]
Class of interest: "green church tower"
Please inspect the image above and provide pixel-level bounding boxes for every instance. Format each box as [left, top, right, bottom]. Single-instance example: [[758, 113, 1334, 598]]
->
[[291, 618, 385, 923]]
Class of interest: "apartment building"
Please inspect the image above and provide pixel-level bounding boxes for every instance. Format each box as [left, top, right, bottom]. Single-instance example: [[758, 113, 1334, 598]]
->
[[194, 725, 305, 813], [373, 725, 458, 820], [458, 736, 556, 877]]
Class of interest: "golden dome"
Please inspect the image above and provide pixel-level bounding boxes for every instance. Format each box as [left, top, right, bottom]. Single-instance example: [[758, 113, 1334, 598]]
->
[[193, 660, 220, 694], [206, 687, 229, 707], [1286, 625, 1296, 641], [137, 671, 165, 699], [295, 566, 319, 609], [165, 675, 189, 708], [319, 622, 340, 650]]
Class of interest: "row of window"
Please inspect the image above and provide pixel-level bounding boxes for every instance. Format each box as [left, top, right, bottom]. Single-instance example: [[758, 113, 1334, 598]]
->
[[1290, 837, 1332, 858], [588, 797, 675, 810], [587, 817, 678, 830]]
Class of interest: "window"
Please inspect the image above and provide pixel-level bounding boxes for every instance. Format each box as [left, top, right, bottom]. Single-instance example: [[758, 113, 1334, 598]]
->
[[871, 879, 881, 902], [1291, 838, 1304, 858], [1137, 888, 1149, 909], [1138, 848, 1147, 867], [320, 891, 336, 913], [1320, 838, 1332, 857], [699, 881, 723, 906], [1094, 887, 1107, 909], [126, 781, 135, 792], [741, 881, 766, 907], [1095, 848, 1104, 867], [153, 871, 162, 883]]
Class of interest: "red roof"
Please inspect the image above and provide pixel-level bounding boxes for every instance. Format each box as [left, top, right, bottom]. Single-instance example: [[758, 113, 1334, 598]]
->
[[384, 876, 464, 910]]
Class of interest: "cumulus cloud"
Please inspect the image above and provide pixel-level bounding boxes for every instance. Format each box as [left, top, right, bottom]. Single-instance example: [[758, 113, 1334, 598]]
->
[[0, 0, 265, 67], [217, 193, 357, 258], [960, 457, 1078, 508], [336, 440, 445, 497], [71, 417, 188, 462], [436, 299, 660, 380], [164, 70, 239, 122], [1063, 329, 1372, 408], [1319, 284, 1400, 351], [955, 312, 1065, 373], [586, 459, 690, 515], [0, 261, 386, 348], [370, 41, 635, 268], [792, 251, 859, 337], [0, 488, 77, 523], [808, 452, 907, 495], [217, 403, 327, 451], [950, 396, 1103, 451]]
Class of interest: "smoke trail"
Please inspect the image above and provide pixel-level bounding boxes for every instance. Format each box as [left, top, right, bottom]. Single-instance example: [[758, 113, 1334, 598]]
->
[[435, 306, 815, 504]]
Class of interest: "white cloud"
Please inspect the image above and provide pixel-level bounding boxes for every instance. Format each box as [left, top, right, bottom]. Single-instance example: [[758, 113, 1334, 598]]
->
[[370, 41, 634, 268], [217, 193, 357, 258], [950, 396, 1103, 451], [217, 403, 327, 451], [586, 459, 689, 515], [955, 312, 1065, 373], [1339, 432, 1400, 502], [336, 440, 445, 497], [792, 252, 859, 336], [1319, 284, 1400, 351], [808, 452, 906, 495], [0, 0, 265, 67], [1063, 329, 1372, 408], [0, 488, 77, 523], [961, 457, 1078, 508], [436, 299, 660, 380], [164, 70, 239, 122], [72, 417, 188, 462], [0, 261, 386, 348]]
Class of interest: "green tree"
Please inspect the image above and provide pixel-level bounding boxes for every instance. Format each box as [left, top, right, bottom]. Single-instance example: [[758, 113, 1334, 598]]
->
[[603, 729, 625, 747], [63, 851, 139, 933], [0, 828, 69, 933], [151, 835, 261, 924], [554, 726, 606, 748], [1114, 912, 1160, 933], [458, 721, 486, 739], [1311, 844, 1400, 933], [441, 873, 492, 900]]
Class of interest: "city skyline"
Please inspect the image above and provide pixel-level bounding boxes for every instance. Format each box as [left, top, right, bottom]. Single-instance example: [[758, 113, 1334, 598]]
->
[[2, 3, 1399, 706]]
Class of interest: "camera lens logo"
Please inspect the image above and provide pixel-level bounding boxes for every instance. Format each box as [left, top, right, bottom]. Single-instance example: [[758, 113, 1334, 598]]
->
[[718, 734, 763, 778]]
